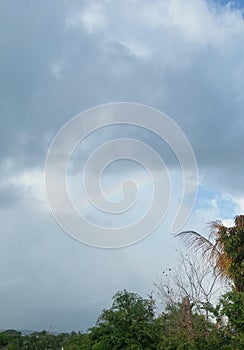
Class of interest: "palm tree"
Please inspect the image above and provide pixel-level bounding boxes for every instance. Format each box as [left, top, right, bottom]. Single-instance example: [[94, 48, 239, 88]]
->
[[177, 215, 244, 292]]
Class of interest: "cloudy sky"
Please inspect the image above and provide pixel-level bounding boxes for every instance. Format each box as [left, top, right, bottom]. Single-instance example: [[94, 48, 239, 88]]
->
[[1, 0, 244, 332]]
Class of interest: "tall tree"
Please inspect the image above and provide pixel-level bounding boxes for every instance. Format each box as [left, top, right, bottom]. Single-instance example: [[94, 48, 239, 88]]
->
[[177, 215, 244, 292], [89, 290, 161, 350]]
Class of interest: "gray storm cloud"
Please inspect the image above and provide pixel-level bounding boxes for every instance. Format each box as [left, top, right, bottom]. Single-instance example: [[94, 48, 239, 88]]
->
[[0, 0, 244, 331]]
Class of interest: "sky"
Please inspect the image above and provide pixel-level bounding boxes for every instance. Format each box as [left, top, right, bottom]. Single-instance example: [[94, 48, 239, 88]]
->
[[0, 0, 244, 332]]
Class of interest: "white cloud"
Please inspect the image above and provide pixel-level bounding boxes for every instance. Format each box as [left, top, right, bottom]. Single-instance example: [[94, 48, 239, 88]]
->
[[67, 0, 244, 51], [222, 218, 234, 227], [228, 195, 244, 213], [50, 59, 64, 80], [66, 2, 107, 34], [157, 0, 244, 46], [4, 165, 47, 211], [118, 39, 151, 58]]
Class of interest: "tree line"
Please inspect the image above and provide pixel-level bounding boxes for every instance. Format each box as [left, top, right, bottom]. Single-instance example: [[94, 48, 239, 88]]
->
[[1, 215, 243, 349]]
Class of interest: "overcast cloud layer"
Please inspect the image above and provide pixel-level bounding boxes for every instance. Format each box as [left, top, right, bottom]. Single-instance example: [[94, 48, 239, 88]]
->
[[0, 0, 244, 332]]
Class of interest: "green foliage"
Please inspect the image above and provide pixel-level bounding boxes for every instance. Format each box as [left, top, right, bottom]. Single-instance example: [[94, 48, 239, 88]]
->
[[0, 332, 10, 347], [1, 212, 243, 349], [177, 215, 244, 292], [62, 332, 92, 350], [89, 290, 162, 349], [3, 331, 89, 350], [208, 290, 244, 349], [1, 290, 243, 349], [159, 303, 228, 350], [219, 291, 244, 332], [217, 216, 244, 292]]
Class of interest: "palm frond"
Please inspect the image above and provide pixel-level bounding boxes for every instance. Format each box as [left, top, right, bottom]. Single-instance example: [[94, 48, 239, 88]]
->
[[208, 220, 224, 241], [176, 230, 228, 278], [176, 230, 220, 256]]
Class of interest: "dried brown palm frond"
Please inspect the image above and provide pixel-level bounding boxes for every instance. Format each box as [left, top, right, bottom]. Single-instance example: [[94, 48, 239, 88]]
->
[[176, 230, 221, 256], [208, 220, 225, 239], [177, 215, 244, 288], [176, 229, 229, 279]]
